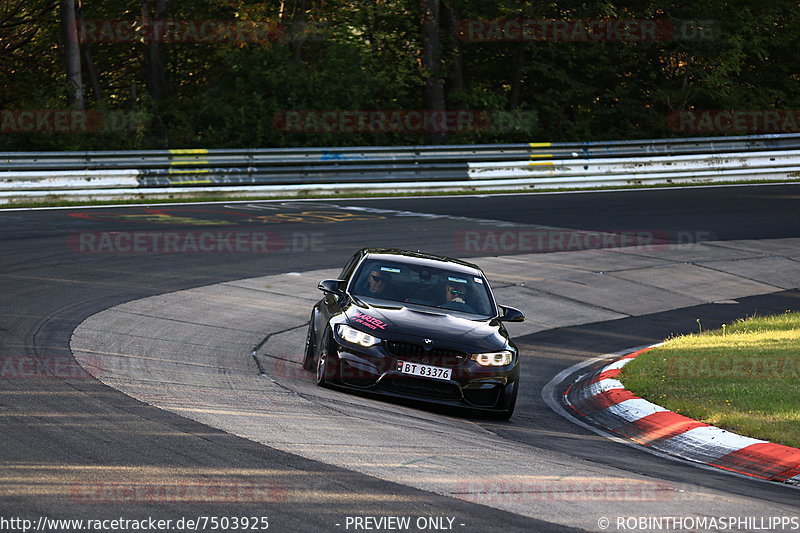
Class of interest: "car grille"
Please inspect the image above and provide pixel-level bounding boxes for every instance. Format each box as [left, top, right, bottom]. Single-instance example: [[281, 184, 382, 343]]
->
[[385, 341, 468, 367], [381, 376, 462, 400]]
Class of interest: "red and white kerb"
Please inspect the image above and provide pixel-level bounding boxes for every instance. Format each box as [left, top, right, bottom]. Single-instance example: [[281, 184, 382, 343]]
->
[[566, 348, 800, 484]]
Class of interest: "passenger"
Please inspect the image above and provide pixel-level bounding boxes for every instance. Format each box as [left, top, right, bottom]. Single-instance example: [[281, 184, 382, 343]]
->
[[441, 282, 477, 313]]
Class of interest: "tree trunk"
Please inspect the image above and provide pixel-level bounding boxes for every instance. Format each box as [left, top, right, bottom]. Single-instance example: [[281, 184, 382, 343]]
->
[[289, 0, 310, 65], [76, 0, 102, 103], [421, 0, 445, 144], [442, 1, 464, 99], [61, 0, 85, 110], [141, 0, 173, 103]]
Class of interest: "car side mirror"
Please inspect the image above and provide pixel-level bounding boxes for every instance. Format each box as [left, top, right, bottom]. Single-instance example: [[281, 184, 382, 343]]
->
[[498, 305, 525, 322], [318, 279, 347, 297]]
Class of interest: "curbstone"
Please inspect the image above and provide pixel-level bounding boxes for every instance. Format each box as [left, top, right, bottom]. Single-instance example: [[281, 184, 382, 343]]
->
[[565, 347, 800, 485]]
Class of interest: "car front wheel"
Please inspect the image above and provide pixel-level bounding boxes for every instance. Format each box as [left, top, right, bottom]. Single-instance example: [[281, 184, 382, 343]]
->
[[315, 330, 339, 387]]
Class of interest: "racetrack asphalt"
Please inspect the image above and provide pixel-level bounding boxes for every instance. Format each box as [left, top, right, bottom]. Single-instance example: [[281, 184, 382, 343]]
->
[[2, 184, 799, 532]]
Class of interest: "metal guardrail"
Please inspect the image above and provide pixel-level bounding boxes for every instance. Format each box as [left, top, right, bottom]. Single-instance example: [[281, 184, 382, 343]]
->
[[3, 132, 800, 170], [1, 132, 800, 203]]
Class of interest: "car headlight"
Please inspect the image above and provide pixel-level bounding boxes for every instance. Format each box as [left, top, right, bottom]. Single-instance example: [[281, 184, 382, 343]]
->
[[337, 324, 382, 347], [471, 351, 514, 366]]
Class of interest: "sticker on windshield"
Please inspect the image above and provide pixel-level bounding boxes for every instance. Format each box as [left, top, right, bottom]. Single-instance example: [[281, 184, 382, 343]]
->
[[474, 277, 484, 284], [381, 267, 401, 273], [447, 276, 468, 284]]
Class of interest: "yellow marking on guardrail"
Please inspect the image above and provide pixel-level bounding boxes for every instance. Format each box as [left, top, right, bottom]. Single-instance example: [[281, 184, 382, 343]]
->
[[528, 161, 555, 166], [529, 142, 551, 148], [529, 154, 553, 158], [169, 149, 209, 155], [170, 160, 209, 165], [168, 168, 211, 174], [170, 148, 209, 169]]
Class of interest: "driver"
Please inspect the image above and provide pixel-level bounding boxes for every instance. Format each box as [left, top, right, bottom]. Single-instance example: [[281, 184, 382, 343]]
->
[[363, 269, 395, 298], [442, 282, 477, 313]]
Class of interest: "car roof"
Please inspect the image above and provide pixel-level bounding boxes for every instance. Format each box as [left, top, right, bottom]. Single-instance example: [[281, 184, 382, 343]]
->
[[358, 248, 485, 277]]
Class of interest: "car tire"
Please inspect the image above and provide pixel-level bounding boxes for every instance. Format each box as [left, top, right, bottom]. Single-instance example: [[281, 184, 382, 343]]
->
[[315, 330, 339, 387], [302, 314, 317, 371]]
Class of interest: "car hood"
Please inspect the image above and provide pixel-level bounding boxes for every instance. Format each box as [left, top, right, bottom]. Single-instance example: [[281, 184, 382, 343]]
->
[[344, 302, 508, 352]]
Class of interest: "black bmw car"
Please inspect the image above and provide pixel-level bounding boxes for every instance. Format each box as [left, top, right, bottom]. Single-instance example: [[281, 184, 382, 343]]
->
[[302, 248, 525, 419]]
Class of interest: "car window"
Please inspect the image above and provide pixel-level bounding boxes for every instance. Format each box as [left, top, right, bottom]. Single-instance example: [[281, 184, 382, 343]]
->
[[350, 259, 495, 318]]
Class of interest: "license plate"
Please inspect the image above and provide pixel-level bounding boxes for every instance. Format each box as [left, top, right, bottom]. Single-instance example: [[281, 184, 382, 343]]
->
[[396, 361, 452, 381]]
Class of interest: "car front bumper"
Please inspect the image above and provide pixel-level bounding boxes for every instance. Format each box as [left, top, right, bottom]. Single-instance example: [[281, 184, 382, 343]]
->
[[329, 339, 519, 412]]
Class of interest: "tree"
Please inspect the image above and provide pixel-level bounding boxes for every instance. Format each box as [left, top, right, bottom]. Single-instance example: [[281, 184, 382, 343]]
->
[[141, 0, 173, 103], [420, 0, 446, 143], [3, 0, 800, 150], [60, 0, 84, 109]]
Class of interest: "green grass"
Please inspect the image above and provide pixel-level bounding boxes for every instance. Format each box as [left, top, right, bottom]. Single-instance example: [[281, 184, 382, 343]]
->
[[1, 178, 796, 209], [620, 312, 800, 448]]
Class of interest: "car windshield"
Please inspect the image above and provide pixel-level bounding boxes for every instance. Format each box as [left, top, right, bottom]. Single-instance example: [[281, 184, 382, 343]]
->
[[350, 259, 495, 318]]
